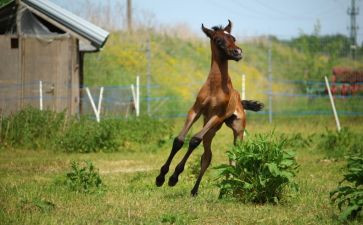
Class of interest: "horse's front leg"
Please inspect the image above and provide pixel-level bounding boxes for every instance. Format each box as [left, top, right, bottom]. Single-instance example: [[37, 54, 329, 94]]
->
[[155, 106, 201, 187], [168, 115, 223, 187]]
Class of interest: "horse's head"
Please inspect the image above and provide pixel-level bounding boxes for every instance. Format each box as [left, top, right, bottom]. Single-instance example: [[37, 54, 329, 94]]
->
[[202, 20, 242, 61]]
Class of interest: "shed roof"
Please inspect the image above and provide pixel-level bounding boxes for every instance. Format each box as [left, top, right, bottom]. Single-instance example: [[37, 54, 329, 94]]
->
[[0, 0, 109, 49]]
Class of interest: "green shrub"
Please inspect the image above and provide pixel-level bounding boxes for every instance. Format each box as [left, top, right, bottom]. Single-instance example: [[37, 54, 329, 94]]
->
[[0, 108, 66, 149], [319, 128, 363, 158], [215, 134, 299, 203], [57, 118, 121, 153], [330, 155, 363, 221], [65, 160, 105, 194], [0, 108, 173, 152], [57, 116, 173, 153]]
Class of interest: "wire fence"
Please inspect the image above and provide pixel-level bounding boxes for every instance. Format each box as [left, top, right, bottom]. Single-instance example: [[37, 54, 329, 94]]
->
[[1, 77, 362, 121]]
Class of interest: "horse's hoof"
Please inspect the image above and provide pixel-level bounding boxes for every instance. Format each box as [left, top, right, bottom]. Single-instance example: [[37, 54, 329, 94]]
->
[[155, 175, 165, 187], [191, 189, 198, 197], [168, 175, 178, 187]]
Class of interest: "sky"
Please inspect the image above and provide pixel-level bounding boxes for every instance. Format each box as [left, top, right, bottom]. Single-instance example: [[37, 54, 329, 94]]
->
[[53, 0, 363, 43]]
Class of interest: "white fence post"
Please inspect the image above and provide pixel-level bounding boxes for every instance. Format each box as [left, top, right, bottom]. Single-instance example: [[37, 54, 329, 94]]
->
[[85, 87, 103, 123], [241, 74, 247, 136], [131, 76, 140, 116], [39, 80, 43, 111], [324, 76, 341, 132], [241, 74, 246, 100], [136, 75, 140, 116]]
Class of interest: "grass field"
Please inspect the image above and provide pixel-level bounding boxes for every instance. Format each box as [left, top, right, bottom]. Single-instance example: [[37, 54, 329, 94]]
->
[[1, 116, 363, 225]]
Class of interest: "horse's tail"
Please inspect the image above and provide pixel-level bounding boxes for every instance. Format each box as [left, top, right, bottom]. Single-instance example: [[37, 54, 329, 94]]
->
[[241, 100, 264, 112]]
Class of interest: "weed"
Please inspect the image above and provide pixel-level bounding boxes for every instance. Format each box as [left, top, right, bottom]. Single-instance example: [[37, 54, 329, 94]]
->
[[280, 132, 314, 148], [319, 128, 363, 158], [65, 160, 105, 194], [215, 134, 299, 203], [330, 155, 363, 221]]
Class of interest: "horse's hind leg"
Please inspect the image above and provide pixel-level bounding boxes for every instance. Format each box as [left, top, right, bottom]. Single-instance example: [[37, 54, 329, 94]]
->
[[225, 113, 246, 165], [155, 108, 200, 187], [190, 128, 217, 196]]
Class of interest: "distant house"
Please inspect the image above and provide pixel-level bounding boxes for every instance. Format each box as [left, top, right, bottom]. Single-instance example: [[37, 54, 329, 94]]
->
[[0, 0, 109, 115]]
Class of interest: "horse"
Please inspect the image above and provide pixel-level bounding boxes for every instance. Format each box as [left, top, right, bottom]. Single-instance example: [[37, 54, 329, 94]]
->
[[155, 20, 263, 196]]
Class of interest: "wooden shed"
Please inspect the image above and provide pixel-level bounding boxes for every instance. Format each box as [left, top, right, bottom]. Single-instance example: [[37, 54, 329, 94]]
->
[[0, 0, 109, 115]]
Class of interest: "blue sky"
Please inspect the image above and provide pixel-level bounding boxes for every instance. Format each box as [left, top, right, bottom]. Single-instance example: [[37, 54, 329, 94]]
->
[[54, 0, 363, 43]]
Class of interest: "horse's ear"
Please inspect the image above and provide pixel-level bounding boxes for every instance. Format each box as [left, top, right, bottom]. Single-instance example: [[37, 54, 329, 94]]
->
[[224, 20, 232, 33], [201, 24, 213, 38]]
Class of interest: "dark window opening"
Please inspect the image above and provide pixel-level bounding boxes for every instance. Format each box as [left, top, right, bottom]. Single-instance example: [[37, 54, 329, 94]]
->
[[34, 14, 65, 34], [11, 38, 18, 49]]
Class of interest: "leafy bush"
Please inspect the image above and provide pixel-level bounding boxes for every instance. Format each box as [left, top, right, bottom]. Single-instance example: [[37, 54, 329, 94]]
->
[[319, 128, 363, 158], [215, 134, 299, 203], [65, 161, 104, 194], [57, 118, 120, 153], [0, 108, 173, 152], [330, 155, 363, 221], [0, 108, 66, 149]]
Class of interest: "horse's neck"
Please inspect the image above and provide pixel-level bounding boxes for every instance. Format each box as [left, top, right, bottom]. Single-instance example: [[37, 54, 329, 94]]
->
[[207, 54, 231, 89]]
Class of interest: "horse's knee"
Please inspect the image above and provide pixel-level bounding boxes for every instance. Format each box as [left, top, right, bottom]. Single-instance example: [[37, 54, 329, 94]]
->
[[172, 137, 184, 152], [189, 137, 202, 150]]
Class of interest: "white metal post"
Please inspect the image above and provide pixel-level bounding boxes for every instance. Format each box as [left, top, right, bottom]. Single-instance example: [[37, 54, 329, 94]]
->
[[39, 80, 43, 111], [97, 87, 104, 118], [131, 84, 137, 116], [131, 76, 140, 117], [241, 74, 247, 136], [85, 87, 103, 123], [325, 76, 341, 131], [241, 74, 246, 100]]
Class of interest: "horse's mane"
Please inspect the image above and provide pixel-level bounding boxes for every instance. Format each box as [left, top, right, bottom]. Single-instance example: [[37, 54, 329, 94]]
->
[[211, 25, 223, 31]]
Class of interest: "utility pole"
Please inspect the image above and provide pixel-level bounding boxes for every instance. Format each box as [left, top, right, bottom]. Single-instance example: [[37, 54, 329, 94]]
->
[[347, 0, 359, 59], [127, 0, 132, 32]]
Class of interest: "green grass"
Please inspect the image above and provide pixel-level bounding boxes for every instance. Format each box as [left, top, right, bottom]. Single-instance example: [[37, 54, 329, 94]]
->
[[1, 117, 363, 224]]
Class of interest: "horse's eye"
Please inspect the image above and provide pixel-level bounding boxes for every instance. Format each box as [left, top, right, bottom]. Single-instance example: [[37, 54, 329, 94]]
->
[[215, 38, 224, 46]]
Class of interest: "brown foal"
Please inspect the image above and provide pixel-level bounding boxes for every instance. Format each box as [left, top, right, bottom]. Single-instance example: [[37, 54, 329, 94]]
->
[[155, 20, 263, 196]]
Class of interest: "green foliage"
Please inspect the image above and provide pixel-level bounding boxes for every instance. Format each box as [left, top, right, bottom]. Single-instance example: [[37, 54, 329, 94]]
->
[[330, 155, 363, 221], [65, 161, 104, 194], [319, 128, 363, 158], [0, 107, 66, 150], [0, 108, 173, 152], [57, 118, 121, 153], [215, 134, 299, 203], [279, 132, 314, 148]]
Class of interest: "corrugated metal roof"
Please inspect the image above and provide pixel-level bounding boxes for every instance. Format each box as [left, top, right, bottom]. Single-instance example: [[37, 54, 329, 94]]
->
[[21, 0, 109, 48]]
